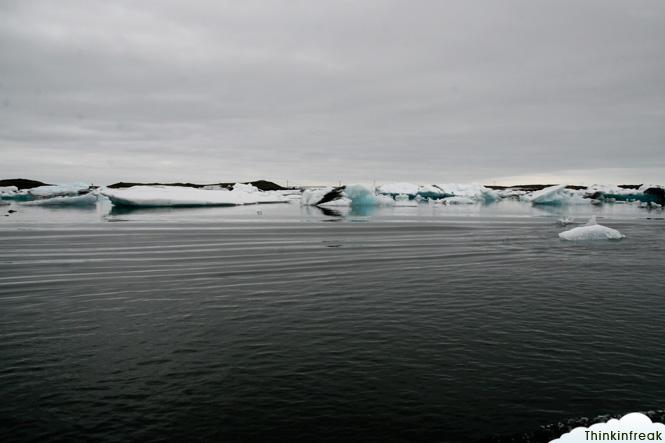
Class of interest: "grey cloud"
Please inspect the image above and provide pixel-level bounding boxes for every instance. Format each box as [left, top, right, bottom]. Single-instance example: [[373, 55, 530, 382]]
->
[[1, 0, 664, 185]]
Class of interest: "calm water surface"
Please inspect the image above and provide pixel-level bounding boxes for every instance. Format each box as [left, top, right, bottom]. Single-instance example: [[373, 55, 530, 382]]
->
[[1, 201, 664, 442]]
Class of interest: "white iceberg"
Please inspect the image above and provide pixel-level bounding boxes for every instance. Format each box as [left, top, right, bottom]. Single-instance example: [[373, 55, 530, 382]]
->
[[435, 183, 498, 202], [301, 187, 336, 206], [318, 197, 352, 207], [526, 184, 587, 205], [231, 182, 259, 193], [376, 182, 496, 202], [376, 182, 420, 196], [0, 186, 19, 198], [440, 196, 476, 205], [20, 194, 98, 207], [585, 184, 641, 196], [28, 182, 92, 198], [558, 216, 624, 241], [100, 185, 287, 207]]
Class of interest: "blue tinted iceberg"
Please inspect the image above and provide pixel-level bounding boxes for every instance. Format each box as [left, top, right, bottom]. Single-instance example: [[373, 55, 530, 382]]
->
[[303, 185, 395, 208]]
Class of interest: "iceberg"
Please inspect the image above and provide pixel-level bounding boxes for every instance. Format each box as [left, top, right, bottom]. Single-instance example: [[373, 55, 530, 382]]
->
[[344, 184, 394, 207], [303, 185, 396, 208], [376, 182, 497, 202], [0, 186, 19, 198], [100, 185, 287, 207], [28, 182, 92, 198], [558, 216, 624, 241], [527, 184, 587, 205], [376, 182, 449, 200], [440, 196, 476, 205], [435, 183, 498, 203], [231, 182, 259, 193], [376, 182, 421, 197], [301, 187, 344, 206], [20, 194, 98, 207]]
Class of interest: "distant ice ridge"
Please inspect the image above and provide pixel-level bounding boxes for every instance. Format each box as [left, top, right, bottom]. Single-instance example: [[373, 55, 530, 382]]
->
[[100, 184, 288, 207], [375, 182, 497, 202], [558, 216, 624, 241]]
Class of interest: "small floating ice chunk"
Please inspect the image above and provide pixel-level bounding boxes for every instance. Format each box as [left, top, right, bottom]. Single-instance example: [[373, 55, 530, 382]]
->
[[557, 216, 574, 226], [558, 216, 624, 241]]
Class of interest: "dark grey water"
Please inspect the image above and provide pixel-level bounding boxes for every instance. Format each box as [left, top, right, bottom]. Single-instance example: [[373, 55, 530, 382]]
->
[[1, 204, 664, 442]]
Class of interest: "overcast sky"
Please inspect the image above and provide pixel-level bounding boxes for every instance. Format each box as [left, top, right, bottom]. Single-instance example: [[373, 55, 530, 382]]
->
[[1, 0, 663, 186]]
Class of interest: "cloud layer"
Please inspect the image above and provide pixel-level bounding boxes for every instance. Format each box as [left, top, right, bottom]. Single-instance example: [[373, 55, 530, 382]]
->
[[1, 0, 664, 185]]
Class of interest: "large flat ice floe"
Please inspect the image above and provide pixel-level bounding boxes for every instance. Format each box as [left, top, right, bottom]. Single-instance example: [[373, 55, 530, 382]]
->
[[558, 216, 624, 241], [101, 185, 288, 207]]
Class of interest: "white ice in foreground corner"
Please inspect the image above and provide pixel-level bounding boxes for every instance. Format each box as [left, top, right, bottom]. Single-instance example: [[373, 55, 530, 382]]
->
[[100, 185, 287, 207], [558, 216, 624, 241], [550, 412, 665, 442]]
